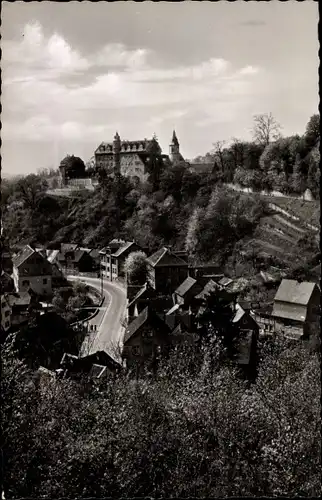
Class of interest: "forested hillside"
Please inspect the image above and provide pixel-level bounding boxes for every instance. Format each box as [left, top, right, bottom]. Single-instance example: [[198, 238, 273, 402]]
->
[[2, 114, 319, 282]]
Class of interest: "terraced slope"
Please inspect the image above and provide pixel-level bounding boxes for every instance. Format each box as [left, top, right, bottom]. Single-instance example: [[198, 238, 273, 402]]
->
[[240, 196, 320, 270]]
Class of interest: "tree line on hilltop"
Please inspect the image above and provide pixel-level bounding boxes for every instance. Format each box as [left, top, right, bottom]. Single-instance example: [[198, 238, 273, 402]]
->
[[193, 113, 320, 198]]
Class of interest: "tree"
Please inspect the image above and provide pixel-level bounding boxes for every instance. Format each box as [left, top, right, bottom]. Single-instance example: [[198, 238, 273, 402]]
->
[[212, 140, 226, 175], [124, 251, 148, 285], [307, 145, 320, 198], [252, 113, 282, 146], [14, 174, 48, 210], [305, 114, 320, 149]]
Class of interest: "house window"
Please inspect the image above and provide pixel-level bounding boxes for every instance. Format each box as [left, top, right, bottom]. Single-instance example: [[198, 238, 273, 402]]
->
[[43, 278, 47, 284], [132, 346, 140, 356], [22, 280, 29, 287], [5, 310, 10, 317]]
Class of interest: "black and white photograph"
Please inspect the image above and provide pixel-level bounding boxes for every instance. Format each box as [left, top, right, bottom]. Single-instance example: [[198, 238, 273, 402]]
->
[[1, 1, 320, 498]]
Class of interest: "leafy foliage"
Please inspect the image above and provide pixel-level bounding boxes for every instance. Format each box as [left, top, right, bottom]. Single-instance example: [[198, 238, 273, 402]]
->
[[1, 337, 320, 498], [124, 251, 148, 285]]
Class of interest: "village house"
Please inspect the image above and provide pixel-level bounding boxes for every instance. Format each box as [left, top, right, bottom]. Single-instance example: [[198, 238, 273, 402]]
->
[[56, 247, 96, 274], [127, 282, 157, 321], [146, 247, 189, 294], [6, 290, 40, 329], [1, 294, 12, 334], [122, 306, 171, 372], [12, 245, 53, 297], [272, 279, 320, 339], [60, 350, 121, 381], [252, 304, 276, 335], [100, 240, 141, 281]]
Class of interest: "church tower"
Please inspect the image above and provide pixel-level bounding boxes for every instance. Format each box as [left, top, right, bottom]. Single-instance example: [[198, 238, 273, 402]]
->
[[113, 131, 121, 176], [169, 130, 182, 165]]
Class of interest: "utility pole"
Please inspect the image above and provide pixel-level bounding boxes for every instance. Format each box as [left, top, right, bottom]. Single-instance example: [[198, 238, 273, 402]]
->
[[100, 256, 103, 298]]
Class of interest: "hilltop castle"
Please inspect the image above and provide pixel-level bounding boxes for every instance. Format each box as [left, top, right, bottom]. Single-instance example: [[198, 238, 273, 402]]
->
[[94, 130, 185, 183]]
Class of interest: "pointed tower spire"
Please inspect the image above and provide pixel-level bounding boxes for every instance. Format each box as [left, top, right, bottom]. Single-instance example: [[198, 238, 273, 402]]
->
[[172, 130, 179, 146]]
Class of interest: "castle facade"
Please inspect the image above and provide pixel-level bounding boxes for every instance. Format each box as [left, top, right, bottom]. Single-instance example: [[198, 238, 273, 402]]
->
[[94, 130, 185, 183]]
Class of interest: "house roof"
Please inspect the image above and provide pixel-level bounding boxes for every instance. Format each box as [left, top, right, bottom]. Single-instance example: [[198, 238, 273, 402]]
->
[[147, 247, 188, 268], [124, 307, 149, 343], [7, 291, 32, 307], [89, 249, 100, 259], [12, 245, 35, 268], [124, 306, 169, 344], [166, 303, 180, 316], [272, 302, 307, 322], [175, 277, 197, 297], [112, 241, 136, 257], [232, 304, 246, 323], [218, 277, 234, 287], [61, 243, 79, 252], [195, 279, 219, 300], [274, 279, 317, 306], [128, 283, 156, 308], [47, 249, 60, 263]]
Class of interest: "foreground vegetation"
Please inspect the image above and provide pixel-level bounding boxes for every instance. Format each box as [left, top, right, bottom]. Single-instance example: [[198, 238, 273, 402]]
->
[[2, 336, 320, 498]]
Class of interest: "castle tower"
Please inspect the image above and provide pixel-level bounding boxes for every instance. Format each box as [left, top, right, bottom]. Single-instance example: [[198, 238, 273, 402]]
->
[[113, 131, 121, 176], [169, 130, 181, 165]]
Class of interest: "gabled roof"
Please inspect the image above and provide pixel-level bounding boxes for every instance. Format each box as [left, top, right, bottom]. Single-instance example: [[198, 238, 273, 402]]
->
[[274, 279, 317, 306], [124, 307, 149, 343], [166, 303, 180, 316], [61, 243, 79, 252], [128, 283, 156, 308], [89, 249, 100, 259], [112, 241, 136, 257], [218, 277, 234, 287], [174, 277, 197, 297], [195, 279, 219, 300], [47, 249, 60, 263], [232, 304, 246, 323], [147, 247, 188, 268], [12, 245, 35, 268], [272, 302, 307, 322], [124, 306, 169, 344]]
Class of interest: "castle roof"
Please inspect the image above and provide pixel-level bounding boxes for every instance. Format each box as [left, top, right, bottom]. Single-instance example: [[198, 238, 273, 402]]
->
[[95, 138, 161, 155]]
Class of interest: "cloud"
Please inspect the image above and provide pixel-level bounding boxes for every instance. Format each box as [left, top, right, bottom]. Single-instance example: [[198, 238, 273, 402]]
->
[[2, 22, 262, 143]]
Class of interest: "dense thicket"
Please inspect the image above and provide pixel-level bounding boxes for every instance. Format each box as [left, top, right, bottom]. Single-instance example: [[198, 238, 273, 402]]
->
[[1, 337, 320, 498], [193, 114, 320, 197]]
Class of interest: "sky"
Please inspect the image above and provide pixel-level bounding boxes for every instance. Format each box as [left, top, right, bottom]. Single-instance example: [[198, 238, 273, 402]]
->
[[2, 1, 319, 176]]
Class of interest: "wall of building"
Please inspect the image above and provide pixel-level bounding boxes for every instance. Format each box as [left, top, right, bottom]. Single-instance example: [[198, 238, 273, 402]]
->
[[17, 275, 52, 296]]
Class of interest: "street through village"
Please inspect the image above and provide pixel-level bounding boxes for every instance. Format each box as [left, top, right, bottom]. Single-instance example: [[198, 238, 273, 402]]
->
[[68, 275, 127, 361]]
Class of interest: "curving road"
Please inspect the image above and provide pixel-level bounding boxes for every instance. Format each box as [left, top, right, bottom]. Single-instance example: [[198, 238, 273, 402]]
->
[[68, 276, 127, 361]]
